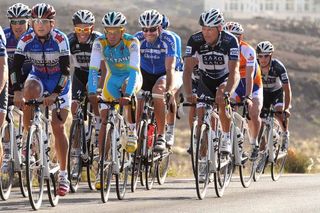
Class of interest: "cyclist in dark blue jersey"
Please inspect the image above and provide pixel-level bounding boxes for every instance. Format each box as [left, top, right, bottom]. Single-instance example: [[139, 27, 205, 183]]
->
[[0, 26, 9, 168], [183, 8, 240, 155], [256, 41, 292, 151], [135, 9, 180, 152], [11, 3, 71, 196]]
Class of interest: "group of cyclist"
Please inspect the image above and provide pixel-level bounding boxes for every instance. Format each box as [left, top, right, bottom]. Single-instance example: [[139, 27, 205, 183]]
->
[[0, 2, 292, 198]]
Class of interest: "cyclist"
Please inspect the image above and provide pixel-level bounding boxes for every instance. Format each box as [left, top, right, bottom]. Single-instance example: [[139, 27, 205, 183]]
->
[[68, 10, 102, 127], [183, 8, 240, 154], [88, 11, 142, 189], [135, 9, 179, 152], [256, 41, 292, 151], [11, 3, 71, 196], [161, 14, 183, 147], [0, 26, 8, 169], [224, 22, 263, 158]]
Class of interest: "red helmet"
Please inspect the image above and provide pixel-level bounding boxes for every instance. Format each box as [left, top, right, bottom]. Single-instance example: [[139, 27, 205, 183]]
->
[[31, 3, 56, 19]]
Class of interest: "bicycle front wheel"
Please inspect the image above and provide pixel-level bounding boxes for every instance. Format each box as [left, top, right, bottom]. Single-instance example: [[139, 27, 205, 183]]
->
[[116, 149, 129, 200], [156, 151, 170, 185], [0, 123, 14, 200], [68, 120, 84, 192], [271, 143, 287, 181], [26, 125, 44, 210], [195, 125, 210, 200], [190, 120, 198, 177], [239, 129, 254, 188], [100, 123, 113, 203], [86, 118, 99, 190]]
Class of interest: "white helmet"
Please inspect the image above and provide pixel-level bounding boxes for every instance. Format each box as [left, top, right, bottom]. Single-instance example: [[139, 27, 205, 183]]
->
[[7, 3, 31, 19], [199, 8, 224, 27], [102, 11, 127, 27], [139, 9, 162, 28], [256, 41, 274, 54], [73, 10, 95, 25], [223, 22, 244, 35]]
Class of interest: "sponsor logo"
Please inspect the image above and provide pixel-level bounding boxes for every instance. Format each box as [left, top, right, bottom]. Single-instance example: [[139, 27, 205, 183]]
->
[[54, 34, 65, 43], [248, 54, 254, 61], [281, 73, 288, 81], [185, 46, 192, 55], [21, 34, 33, 42], [202, 54, 225, 65], [130, 42, 139, 52], [230, 48, 239, 56]]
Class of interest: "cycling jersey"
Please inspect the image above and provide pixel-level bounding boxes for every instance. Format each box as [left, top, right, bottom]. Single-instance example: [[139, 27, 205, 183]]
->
[[135, 30, 176, 75], [185, 30, 240, 79], [232, 40, 263, 101], [4, 27, 33, 77], [0, 26, 6, 57], [68, 30, 102, 84], [168, 30, 183, 71], [0, 26, 8, 113], [88, 33, 141, 99], [260, 59, 289, 92], [11, 29, 71, 95]]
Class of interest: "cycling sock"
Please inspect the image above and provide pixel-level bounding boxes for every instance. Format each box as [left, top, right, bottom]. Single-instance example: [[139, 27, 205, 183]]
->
[[251, 138, 258, 147], [211, 130, 216, 139], [167, 124, 174, 134], [128, 123, 136, 131], [222, 132, 230, 139], [59, 170, 68, 178]]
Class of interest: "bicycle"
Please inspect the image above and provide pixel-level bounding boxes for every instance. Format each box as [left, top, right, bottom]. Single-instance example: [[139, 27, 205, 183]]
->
[[132, 91, 172, 192], [192, 96, 233, 199], [24, 98, 61, 210], [98, 98, 132, 202], [253, 105, 288, 182], [68, 93, 99, 192], [0, 104, 27, 200]]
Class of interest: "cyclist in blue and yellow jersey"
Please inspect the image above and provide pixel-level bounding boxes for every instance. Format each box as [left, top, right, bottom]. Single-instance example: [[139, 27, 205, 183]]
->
[[88, 12, 142, 189], [0, 25, 9, 169], [11, 3, 71, 196], [68, 10, 102, 127], [256, 41, 292, 151], [224, 22, 263, 159], [135, 10, 180, 152], [183, 9, 240, 155], [161, 14, 184, 146]]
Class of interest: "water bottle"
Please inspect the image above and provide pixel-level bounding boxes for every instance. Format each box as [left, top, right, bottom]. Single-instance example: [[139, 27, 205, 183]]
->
[[147, 124, 155, 149]]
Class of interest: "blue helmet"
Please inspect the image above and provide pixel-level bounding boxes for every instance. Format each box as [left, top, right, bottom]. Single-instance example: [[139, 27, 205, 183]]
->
[[161, 14, 170, 30]]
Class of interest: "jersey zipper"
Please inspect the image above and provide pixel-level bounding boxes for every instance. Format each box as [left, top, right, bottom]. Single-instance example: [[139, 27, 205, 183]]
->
[[41, 41, 49, 79]]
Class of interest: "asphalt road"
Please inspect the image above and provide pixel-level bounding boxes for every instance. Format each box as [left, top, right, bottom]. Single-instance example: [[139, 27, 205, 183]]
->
[[1, 174, 320, 213]]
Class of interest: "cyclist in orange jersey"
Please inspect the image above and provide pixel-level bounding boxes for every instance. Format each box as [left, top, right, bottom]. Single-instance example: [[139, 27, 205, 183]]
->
[[224, 22, 263, 159]]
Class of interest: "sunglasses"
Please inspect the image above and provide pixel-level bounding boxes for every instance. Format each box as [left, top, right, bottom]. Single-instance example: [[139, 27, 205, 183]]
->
[[10, 19, 27, 25], [104, 28, 124, 35], [74, 26, 92, 34], [32, 18, 52, 25], [142, 27, 158, 33], [257, 54, 271, 59]]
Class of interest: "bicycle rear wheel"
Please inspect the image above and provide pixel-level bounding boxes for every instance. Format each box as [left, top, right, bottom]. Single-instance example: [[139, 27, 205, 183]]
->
[[47, 172, 59, 206], [67, 120, 84, 192], [156, 151, 170, 185], [100, 123, 113, 203], [0, 123, 14, 200], [190, 120, 197, 177], [116, 149, 129, 200], [144, 124, 156, 190], [239, 129, 254, 188], [26, 125, 44, 210], [18, 170, 28, 197], [195, 126, 210, 200]]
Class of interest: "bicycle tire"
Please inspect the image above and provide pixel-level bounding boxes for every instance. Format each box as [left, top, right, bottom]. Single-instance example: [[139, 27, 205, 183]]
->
[[67, 120, 84, 193], [271, 143, 287, 181], [156, 151, 170, 185], [116, 149, 129, 200], [100, 123, 113, 203], [0, 123, 14, 200], [26, 125, 44, 210], [190, 120, 198, 177], [195, 125, 210, 200], [144, 124, 156, 190], [239, 128, 254, 188]]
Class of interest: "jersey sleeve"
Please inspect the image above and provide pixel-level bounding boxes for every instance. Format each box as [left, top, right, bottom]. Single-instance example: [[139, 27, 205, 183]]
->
[[88, 38, 103, 94], [0, 27, 6, 57], [125, 38, 141, 96], [163, 33, 176, 57], [184, 35, 198, 58], [228, 36, 240, 61], [243, 45, 256, 67], [55, 33, 70, 56], [276, 60, 289, 84]]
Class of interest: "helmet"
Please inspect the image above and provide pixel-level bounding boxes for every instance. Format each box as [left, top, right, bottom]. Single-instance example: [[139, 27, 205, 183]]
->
[[139, 10, 162, 28], [102, 11, 127, 27], [7, 3, 31, 19], [199, 8, 224, 27], [72, 10, 95, 25], [31, 3, 56, 19], [161, 14, 170, 30], [223, 22, 244, 35], [256, 41, 274, 54]]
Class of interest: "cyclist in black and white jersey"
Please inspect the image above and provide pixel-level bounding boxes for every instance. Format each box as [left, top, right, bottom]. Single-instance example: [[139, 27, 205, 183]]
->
[[256, 41, 292, 150], [183, 8, 240, 154], [68, 10, 102, 127]]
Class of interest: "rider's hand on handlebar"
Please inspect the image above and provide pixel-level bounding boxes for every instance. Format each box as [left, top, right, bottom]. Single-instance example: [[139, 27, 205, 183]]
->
[[186, 93, 197, 104], [13, 91, 25, 109], [43, 93, 59, 107]]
